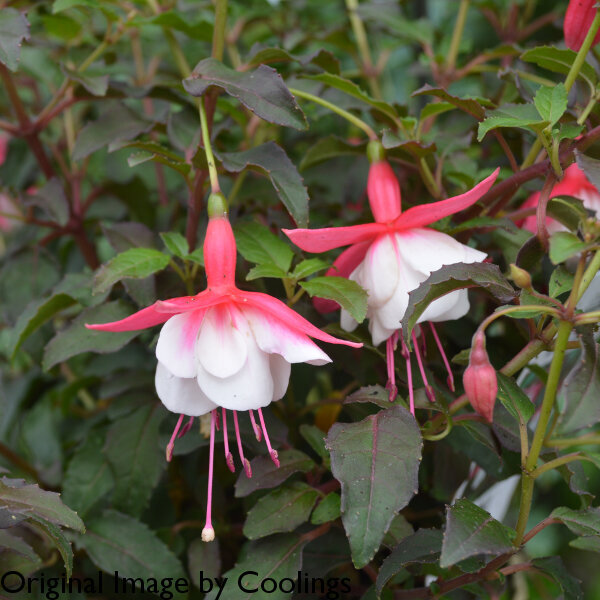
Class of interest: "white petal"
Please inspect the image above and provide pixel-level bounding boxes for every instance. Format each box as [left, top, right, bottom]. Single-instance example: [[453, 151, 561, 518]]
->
[[361, 234, 400, 307], [580, 189, 600, 215], [156, 311, 203, 378], [155, 362, 217, 416], [196, 306, 248, 378], [270, 354, 291, 401], [196, 333, 274, 411], [340, 308, 359, 333], [423, 289, 471, 323], [245, 307, 331, 366], [369, 312, 395, 346]]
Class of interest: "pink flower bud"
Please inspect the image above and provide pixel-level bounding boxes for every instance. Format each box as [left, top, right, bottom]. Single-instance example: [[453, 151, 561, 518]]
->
[[367, 160, 401, 223], [463, 331, 497, 423], [564, 0, 600, 51]]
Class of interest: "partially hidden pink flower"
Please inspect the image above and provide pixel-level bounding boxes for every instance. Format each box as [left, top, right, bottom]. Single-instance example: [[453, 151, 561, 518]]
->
[[564, 0, 600, 51], [87, 194, 360, 542], [284, 154, 499, 412], [518, 163, 600, 234], [463, 330, 497, 423]]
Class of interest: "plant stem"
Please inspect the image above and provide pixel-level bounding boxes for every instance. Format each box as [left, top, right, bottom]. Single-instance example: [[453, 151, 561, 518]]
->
[[565, 10, 600, 92], [419, 158, 441, 198], [531, 452, 583, 478], [345, 0, 381, 99], [199, 99, 220, 193], [546, 434, 600, 447], [212, 0, 228, 62], [288, 87, 377, 140], [446, 0, 470, 72]]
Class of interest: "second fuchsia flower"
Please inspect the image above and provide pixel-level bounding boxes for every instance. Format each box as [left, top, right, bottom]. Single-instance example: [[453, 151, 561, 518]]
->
[[284, 144, 499, 413], [87, 193, 361, 542], [564, 0, 600, 51]]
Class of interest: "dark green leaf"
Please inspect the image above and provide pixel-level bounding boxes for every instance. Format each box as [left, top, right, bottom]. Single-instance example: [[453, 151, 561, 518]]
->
[[478, 103, 547, 141], [401, 263, 516, 344], [0, 9, 29, 71], [80, 510, 186, 588], [299, 424, 328, 459], [93, 248, 170, 294], [243, 482, 319, 539], [576, 152, 600, 193], [0, 529, 38, 561], [235, 449, 315, 498], [137, 10, 212, 40], [381, 130, 436, 158], [61, 64, 108, 96], [104, 404, 166, 517], [326, 406, 422, 567], [300, 276, 367, 323], [221, 143, 309, 226], [570, 535, 600, 552], [299, 135, 366, 171], [550, 265, 575, 298], [534, 84, 567, 126], [184, 58, 306, 130], [245, 47, 340, 74], [549, 232, 588, 264], [496, 373, 534, 423], [28, 517, 74, 578], [42, 300, 140, 370], [27, 178, 69, 226], [234, 221, 294, 272], [551, 506, 600, 536], [160, 232, 189, 258], [377, 529, 442, 597], [344, 385, 399, 409], [310, 492, 341, 525], [440, 499, 513, 567], [412, 85, 488, 119], [531, 556, 583, 600], [547, 196, 589, 231]]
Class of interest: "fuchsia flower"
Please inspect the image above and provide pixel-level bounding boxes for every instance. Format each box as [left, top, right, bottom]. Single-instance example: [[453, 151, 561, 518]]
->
[[564, 0, 600, 51], [463, 330, 497, 423], [87, 193, 360, 542], [284, 145, 499, 413], [518, 163, 600, 234]]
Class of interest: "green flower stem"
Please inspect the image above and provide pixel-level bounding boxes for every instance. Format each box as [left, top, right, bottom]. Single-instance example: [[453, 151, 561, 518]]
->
[[288, 87, 377, 140], [531, 452, 583, 478], [577, 91, 600, 126], [345, 0, 381, 99], [199, 99, 221, 193], [419, 158, 441, 199], [446, 0, 470, 72], [480, 304, 561, 332], [212, 0, 228, 62], [546, 433, 600, 448], [578, 249, 600, 300]]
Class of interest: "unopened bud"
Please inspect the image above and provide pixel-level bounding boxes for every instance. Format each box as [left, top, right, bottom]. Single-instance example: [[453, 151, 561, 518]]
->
[[509, 264, 532, 290], [463, 331, 497, 423]]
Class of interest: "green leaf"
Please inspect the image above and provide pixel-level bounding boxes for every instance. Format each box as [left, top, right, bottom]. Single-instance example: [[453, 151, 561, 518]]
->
[[93, 248, 170, 295], [307, 73, 398, 123], [381, 130, 436, 159], [63, 432, 115, 518], [551, 506, 600, 536], [531, 556, 583, 600], [299, 424, 328, 459], [235, 449, 315, 498], [160, 232, 189, 258], [401, 262, 516, 344], [291, 258, 329, 280], [382, 513, 414, 548], [0, 529, 39, 562], [549, 232, 589, 264], [0, 9, 30, 71], [547, 196, 589, 231], [534, 84, 567, 126], [245, 46, 340, 74], [0, 477, 85, 532], [412, 85, 488, 119], [205, 534, 307, 600], [246, 264, 288, 281], [27, 178, 70, 226], [73, 102, 154, 161], [522, 46, 596, 94], [478, 103, 548, 141], [570, 535, 600, 552], [61, 64, 108, 96], [299, 135, 366, 171], [234, 220, 294, 272], [376, 529, 442, 597], [559, 328, 600, 432], [136, 10, 212, 40], [576, 152, 600, 193], [496, 373, 534, 424], [80, 510, 186, 589], [344, 385, 400, 410], [243, 482, 319, 539], [440, 499, 513, 568], [127, 150, 191, 178], [53, 0, 99, 12], [184, 58, 306, 130], [326, 406, 422, 567], [310, 492, 341, 525], [221, 143, 309, 227], [42, 300, 140, 370], [299, 276, 367, 323], [28, 517, 74, 578], [104, 404, 166, 517]]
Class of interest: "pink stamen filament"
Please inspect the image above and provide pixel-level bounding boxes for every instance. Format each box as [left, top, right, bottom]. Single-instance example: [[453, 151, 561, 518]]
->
[[412, 330, 435, 403], [166, 414, 184, 462], [233, 411, 252, 478], [401, 338, 415, 416], [221, 409, 235, 472], [430, 322, 455, 392], [249, 410, 262, 442], [202, 409, 216, 542], [258, 408, 280, 468], [178, 416, 194, 438], [418, 325, 427, 357], [385, 332, 398, 402]]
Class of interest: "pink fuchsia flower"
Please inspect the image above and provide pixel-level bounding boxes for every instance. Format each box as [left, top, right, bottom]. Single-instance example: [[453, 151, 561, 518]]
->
[[564, 0, 600, 51], [87, 193, 360, 542], [518, 163, 600, 234], [463, 330, 497, 423], [284, 144, 499, 412]]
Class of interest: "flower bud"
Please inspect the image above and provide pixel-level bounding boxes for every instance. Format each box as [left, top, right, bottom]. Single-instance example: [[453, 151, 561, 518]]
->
[[463, 331, 497, 423], [564, 0, 600, 51], [367, 160, 401, 223], [509, 264, 532, 290]]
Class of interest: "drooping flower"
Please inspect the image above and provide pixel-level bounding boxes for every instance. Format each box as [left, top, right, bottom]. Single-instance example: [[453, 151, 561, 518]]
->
[[518, 163, 600, 234], [284, 143, 499, 412], [564, 0, 600, 51], [87, 193, 361, 542], [463, 330, 497, 422]]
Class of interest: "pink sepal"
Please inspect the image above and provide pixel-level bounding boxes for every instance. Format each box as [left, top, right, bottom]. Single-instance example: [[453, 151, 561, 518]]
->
[[367, 161, 401, 223], [283, 222, 385, 253], [204, 216, 237, 288], [85, 304, 173, 332], [393, 168, 500, 231]]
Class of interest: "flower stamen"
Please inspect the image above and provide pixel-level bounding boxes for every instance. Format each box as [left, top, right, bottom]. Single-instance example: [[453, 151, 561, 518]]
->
[[385, 331, 398, 402], [221, 409, 235, 472], [413, 331, 435, 403], [233, 410, 252, 478], [401, 337, 415, 415], [178, 416, 195, 438], [430, 323, 455, 392], [249, 409, 262, 442], [258, 408, 280, 467], [166, 414, 185, 462], [201, 409, 216, 543]]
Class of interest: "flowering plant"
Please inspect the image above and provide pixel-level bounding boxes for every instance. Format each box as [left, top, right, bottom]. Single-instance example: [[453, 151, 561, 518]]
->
[[2, 1, 600, 598]]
